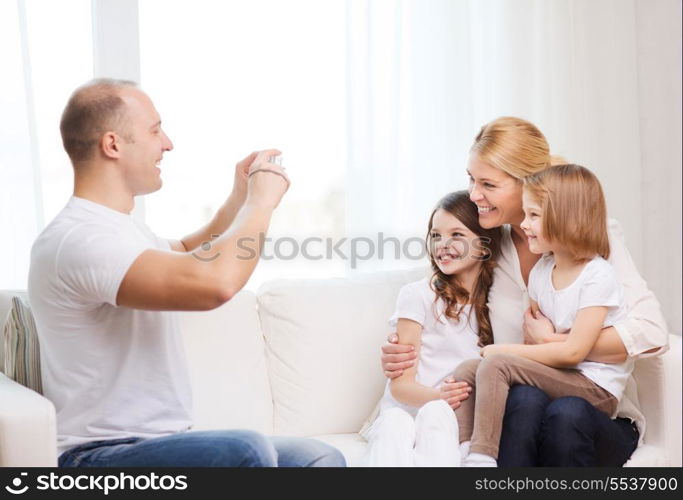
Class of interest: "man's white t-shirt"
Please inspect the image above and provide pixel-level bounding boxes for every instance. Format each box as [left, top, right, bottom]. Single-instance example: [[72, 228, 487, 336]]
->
[[528, 254, 633, 401], [28, 197, 193, 455], [378, 277, 481, 416]]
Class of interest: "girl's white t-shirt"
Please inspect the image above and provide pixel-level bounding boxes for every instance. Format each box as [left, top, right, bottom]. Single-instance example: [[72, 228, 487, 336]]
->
[[528, 254, 633, 400], [378, 277, 482, 415]]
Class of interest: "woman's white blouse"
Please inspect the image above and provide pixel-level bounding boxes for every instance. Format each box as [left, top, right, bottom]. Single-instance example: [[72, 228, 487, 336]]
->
[[487, 219, 669, 444]]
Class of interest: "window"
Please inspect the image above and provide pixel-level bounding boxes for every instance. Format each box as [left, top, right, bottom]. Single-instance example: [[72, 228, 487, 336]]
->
[[0, 0, 92, 289], [139, 0, 348, 289]]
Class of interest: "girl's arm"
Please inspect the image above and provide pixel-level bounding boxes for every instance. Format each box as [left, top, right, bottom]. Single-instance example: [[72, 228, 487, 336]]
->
[[390, 318, 440, 407], [524, 306, 629, 363], [484, 306, 608, 368]]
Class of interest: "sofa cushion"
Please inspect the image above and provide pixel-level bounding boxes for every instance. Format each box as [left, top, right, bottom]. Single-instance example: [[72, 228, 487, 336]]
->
[[2, 294, 42, 394], [631, 334, 682, 465], [179, 290, 273, 434], [259, 267, 429, 437], [624, 444, 670, 467]]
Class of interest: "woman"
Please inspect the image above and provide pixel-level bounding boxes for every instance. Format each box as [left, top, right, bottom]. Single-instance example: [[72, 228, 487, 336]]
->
[[380, 117, 669, 466]]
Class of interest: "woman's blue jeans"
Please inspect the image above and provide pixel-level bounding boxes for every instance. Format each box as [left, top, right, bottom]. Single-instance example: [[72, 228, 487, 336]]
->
[[498, 385, 639, 466], [58, 430, 346, 467]]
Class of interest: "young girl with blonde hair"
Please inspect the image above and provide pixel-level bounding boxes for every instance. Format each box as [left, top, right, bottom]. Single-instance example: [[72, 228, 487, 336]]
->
[[453, 164, 633, 467]]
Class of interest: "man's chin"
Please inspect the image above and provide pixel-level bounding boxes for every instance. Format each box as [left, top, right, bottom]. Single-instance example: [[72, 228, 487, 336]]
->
[[136, 179, 163, 196]]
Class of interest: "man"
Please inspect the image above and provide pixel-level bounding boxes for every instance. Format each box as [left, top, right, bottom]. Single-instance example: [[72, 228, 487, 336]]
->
[[28, 78, 345, 467]]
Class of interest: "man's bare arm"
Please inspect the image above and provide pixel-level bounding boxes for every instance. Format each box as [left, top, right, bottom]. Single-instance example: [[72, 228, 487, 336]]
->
[[169, 152, 260, 253], [170, 195, 246, 253], [117, 151, 288, 311]]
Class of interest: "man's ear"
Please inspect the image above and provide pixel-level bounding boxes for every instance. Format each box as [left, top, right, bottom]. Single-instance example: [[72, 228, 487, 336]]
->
[[101, 131, 121, 159]]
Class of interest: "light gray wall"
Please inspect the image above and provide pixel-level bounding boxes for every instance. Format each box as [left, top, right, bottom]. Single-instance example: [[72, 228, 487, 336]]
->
[[635, 0, 682, 335]]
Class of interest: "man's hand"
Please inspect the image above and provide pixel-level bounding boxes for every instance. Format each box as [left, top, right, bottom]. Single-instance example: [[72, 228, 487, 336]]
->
[[523, 307, 555, 345], [245, 149, 290, 210], [381, 333, 417, 379], [230, 151, 260, 205], [439, 378, 472, 409]]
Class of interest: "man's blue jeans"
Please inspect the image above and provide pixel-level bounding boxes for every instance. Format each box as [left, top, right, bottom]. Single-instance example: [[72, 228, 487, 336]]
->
[[498, 385, 639, 466], [58, 430, 346, 467]]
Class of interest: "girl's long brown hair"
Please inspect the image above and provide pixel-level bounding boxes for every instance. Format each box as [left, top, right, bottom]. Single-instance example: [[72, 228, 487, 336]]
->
[[426, 191, 502, 347]]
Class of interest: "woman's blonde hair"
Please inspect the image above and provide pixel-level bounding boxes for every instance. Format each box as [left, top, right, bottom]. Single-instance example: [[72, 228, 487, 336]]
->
[[524, 164, 610, 260], [470, 116, 565, 180]]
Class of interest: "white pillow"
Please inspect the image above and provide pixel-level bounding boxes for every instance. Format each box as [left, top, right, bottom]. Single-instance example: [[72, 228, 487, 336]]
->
[[258, 267, 428, 437], [179, 290, 274, 434]]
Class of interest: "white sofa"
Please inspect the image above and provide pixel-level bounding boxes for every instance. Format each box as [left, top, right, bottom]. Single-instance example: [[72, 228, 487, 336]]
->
[[1, 268, 681, 467]]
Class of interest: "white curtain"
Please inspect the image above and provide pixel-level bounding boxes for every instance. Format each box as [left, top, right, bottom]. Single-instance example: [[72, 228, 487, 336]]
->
[[1, 0, 92, 290], [346, 0, 474, 271], [347, 0, 644, 262], [0, 0, 43, 291], [345, 0, 681, 332]]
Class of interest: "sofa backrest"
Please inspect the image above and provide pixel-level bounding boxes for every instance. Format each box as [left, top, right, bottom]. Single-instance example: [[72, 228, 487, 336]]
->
[[257, 267, 429, 437], [179, 290, 273, 434]]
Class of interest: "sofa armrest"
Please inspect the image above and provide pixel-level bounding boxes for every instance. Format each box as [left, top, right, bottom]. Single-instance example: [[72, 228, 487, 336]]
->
[[0, 372, 57, 466], [630, 334, 682, 467], [657, 334, 682, 466]]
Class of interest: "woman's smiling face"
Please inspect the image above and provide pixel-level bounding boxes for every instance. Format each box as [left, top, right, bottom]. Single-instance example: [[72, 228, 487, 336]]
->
[[467, 153, 525, 229]]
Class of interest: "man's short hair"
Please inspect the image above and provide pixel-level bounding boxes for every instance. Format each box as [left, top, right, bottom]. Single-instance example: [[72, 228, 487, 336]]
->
[[59, 78, 138, 164]]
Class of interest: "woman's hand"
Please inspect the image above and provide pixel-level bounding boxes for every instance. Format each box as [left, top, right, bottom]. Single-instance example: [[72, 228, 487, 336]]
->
[[523, 307, 556, 345], [381, 333, 417, 379], [439, 378, 472, 409]]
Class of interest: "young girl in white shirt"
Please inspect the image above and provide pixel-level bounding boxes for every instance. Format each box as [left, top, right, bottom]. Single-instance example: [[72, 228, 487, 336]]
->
[[363, 190, 501, 466], [453, 164, 632, 467]]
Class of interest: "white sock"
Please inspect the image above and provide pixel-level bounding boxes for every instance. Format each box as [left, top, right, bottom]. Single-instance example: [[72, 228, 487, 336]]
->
[[463, 452, 497, 468], [459, 441, 471, 463]]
